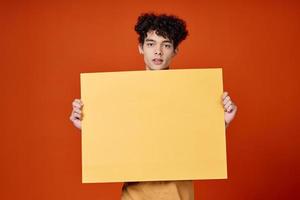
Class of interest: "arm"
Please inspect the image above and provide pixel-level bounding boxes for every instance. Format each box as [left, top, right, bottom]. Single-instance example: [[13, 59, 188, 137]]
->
[[222, 91, 237, 128]]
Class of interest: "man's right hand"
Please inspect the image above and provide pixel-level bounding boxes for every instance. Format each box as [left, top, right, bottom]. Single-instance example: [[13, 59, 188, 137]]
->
[[70, 99, 83, 130]]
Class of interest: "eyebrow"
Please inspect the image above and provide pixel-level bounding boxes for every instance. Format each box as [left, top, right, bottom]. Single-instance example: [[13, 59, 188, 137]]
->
[[145, 39, 172, 44]]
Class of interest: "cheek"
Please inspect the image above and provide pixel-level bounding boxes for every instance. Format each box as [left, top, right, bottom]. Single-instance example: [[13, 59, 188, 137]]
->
[[165, 51, 175, 61], [143, 50, 153, 60]]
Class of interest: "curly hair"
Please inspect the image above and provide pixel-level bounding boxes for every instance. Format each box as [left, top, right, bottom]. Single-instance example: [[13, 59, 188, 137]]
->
[[134, 13, 188, 49]]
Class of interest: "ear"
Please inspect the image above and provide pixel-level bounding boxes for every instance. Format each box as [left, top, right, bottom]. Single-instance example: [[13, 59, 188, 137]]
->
[[138, 44, 144, 54], [173, 47, 179, 56]]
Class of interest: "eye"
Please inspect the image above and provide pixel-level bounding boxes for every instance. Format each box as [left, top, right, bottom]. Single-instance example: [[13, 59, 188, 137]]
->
[[146, 43, 154, 47], [164, 44, 172, 48]]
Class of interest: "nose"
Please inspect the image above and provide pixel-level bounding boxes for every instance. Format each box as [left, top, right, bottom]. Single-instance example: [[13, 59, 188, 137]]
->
[[154, 46, 163, 56]]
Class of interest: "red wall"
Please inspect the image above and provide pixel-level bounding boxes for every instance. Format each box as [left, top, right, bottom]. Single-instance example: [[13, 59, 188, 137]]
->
[[1, 1, 299, 199]]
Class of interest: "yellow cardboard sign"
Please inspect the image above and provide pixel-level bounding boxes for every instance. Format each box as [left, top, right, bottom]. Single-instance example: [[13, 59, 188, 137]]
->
[[81, 69, 227, 183]]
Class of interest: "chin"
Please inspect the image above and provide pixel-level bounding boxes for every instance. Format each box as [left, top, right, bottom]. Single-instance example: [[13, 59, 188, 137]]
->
[[148, 65, 169, 70]]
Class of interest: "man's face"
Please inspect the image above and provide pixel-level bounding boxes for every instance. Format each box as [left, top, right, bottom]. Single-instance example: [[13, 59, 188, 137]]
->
[[138, 31, 177, 70]]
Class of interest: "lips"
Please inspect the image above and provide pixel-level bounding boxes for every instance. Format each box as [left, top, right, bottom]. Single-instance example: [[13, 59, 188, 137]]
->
[[152, 58, 163, 65]]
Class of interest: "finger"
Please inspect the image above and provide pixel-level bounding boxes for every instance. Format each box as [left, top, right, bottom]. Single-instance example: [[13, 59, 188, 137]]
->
[[72, 101, 83, 109], [72, 99, 80, 105], [224, 100, 232, 109], [76, 99, 83, 106], [72, 100, 79, 107], [73, 108, 82, 114], [73, 98, 83, 104], [72, 112, 82, 120], [226, 105, 233, 112], [222, 91, 228, 100], [223, 96, 231, 105], [70, 113, 75, 121]]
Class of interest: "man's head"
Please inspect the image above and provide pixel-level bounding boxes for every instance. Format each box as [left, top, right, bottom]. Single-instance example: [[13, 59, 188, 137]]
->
[[135, 13, 188, 70]]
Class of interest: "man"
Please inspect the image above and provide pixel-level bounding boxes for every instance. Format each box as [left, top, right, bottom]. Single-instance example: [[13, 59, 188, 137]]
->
[[70, 13, 237, 200]]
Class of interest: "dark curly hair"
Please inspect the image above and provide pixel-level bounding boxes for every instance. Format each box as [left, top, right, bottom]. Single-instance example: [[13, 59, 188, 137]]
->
[[134, 13, 188, 50]]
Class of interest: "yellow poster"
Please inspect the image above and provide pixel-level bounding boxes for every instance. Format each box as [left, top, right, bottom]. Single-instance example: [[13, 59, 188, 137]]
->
[[81, 68, 227, 183]]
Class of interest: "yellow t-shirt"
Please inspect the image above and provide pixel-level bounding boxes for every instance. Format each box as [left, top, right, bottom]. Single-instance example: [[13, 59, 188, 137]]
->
[[121, 181, 194, 200]]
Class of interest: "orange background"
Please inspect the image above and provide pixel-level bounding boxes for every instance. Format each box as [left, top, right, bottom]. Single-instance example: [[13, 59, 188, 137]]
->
[[1, 0, 299, 199]]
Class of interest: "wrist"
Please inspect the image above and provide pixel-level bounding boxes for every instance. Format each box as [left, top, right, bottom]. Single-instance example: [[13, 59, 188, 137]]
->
[[225, 121, 229, 128]]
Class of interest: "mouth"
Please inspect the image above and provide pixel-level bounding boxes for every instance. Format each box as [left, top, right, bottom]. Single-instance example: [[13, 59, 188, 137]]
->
[[152, 58, 163, 65]]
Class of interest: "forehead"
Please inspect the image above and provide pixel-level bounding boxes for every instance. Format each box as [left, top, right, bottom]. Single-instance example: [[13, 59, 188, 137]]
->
[[145, 31, 172, 43]]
